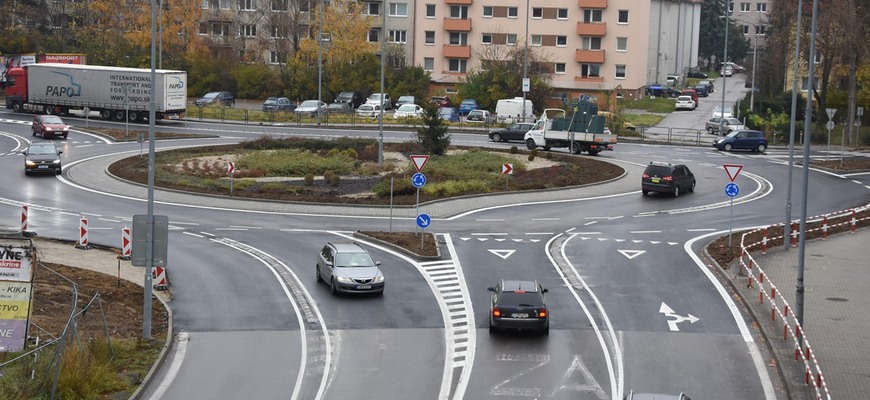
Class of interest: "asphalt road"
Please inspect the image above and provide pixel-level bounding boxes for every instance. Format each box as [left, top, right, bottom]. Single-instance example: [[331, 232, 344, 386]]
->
[[2, 93, 869, 400]]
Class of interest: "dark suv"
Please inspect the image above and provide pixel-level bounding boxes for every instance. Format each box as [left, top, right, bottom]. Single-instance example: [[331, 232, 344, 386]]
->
[[334, 91, 365, 109], [195, 91, 235, 107], [641, 161, 696, 197], [712, 130, 768, 153], [316, 242, 385, 295], [487, 280, 549, 335]]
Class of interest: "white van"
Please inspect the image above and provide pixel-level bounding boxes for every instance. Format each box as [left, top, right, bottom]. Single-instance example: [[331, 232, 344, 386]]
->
[[495, 97, 534, 123]]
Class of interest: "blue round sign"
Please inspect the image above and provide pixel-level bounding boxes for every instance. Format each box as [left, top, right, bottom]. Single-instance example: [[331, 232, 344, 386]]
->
[[411, 172, 427, 188], [724, 182, 739, 198], [416, 213, 431, 229]]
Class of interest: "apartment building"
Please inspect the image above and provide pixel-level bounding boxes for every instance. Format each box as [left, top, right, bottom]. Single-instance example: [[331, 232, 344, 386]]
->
[[729, 0, 769, 51]]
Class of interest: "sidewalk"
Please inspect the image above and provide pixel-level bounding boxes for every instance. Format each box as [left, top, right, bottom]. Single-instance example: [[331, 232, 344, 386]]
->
[[718, 229, 870, 400]]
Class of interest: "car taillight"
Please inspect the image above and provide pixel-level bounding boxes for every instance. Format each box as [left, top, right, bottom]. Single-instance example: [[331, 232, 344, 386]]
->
[[492, 307, 501, 317], [662, 176, 673, 181], [538, 308, 547, 318], [642, 173, 650, 179]]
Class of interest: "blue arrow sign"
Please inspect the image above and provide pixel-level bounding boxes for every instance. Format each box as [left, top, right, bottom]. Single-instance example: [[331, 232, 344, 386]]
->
[[725, 182, 739, 198], [412, 172, 427, 188], [416, 213, 431, 229]]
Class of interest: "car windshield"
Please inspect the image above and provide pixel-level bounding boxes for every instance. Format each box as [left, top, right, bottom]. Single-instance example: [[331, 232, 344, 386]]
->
[[29, 145, 57, 155], [328, 103, 344, 109], [369, 94, 383, 100], [263, 98, 277, 105], [300, 100, 319, 107], [202, 92, 218, 99], [398, 105, 416, 112], [335, 252, 374, 268], [497, 292, 544, 307], [678, 96, 692, 101], [41, 116, 64, 124]]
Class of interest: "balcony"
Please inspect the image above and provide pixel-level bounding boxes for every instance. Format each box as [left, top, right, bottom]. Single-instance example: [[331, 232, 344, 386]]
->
[[442, 45, 471, 59], [577, 22, 606, 36], [578, 0, 607, 8], [204, 9, 234, 22], [365, 14, 383, 28], [443, 18, 472, 32], [575, 49, 605, 63], [445, 0, 473, 4]]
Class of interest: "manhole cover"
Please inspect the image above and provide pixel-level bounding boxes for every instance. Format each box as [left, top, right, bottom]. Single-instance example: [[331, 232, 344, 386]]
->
[[825, 297, 848, 302]]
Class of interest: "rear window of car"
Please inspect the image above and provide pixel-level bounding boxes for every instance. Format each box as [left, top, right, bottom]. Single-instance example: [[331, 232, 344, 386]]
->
[[644, 165, 672, 176], [498, 292, 544, 306]]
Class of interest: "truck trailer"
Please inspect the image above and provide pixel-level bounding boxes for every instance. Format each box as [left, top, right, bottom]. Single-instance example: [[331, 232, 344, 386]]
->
[[2, 63, 187, 122], [523, 101, 617, 156]]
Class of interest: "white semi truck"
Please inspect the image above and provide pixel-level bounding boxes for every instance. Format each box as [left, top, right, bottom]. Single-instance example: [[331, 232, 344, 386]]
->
[[2, 63, 187, 122], [523, 103, 618, 156]]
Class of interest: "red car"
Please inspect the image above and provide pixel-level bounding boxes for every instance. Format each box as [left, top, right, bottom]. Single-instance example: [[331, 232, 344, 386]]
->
[[32, 115, 70, 139]]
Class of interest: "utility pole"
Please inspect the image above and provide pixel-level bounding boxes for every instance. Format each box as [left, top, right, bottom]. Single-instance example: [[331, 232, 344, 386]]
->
[[521, 0, 529, 123], [749, 32, 757, 112], [717, 1, 729, 135], [785, 0, 804, 247]]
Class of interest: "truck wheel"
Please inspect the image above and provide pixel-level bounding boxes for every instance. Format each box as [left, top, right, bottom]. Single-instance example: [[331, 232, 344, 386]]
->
[[44, 105, 54, 115], [113, 110, 126, 121], [11, 101, 23, 113], [100, 110, 112, 119], [571, 142, 582, 154], [525, 139, 536, 150]]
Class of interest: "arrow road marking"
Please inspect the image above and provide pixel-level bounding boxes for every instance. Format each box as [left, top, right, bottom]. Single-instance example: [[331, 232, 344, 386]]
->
[[488, 249, 516, 259], [617, 250, 645, 259], [659, 302, 700, 332]]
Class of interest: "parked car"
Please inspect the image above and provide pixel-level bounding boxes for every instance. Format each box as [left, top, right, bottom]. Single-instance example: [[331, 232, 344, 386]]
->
[[466, 109, 494, 124], [195, 91, 234, 107], [698, 80, 714, 93], [334, 91, 365, 109], [706, 117, 745, 135], [666, 75, 680, 86], [624, 391, 692, 400], [430, 96, 454, 108], [438, 107, 459, 122], [721, 66, 734, 77], [295, 100, 327, 117], [356, 104, 384, 119], [458, 99, 479, 116], [675, 96, 696, 111], [713, 130, 768, 152], [641, 161, 696, 197], [32, 115, 70, 139], [647, 85, 681, 98], [686, 70, 708, 79], [394, 103, 425, 119], [315, 242, 384, 295], [680, 89, 699, 106], [327, 102, 353, 113], [488, 122, 535, 142], [693, 85, 709, 97], [712, 105, 734, 119], [22, 142, 63, 176], [597, 111, 637, 132], [487, 280, 549, 335], [262, 97, 296, 112], [365, 93, 392, 110], [395, 95, 416, 108]]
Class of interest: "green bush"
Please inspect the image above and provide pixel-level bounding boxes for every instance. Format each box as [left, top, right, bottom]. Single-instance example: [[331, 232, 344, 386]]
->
[[238, 149, 356, 176], [233, 179, 257, 191], [510, 146, 518, 154], [372, 175, 415, 197], [528, 149, 537, 161], [304, 173, 314, 185], [328, 174, 341, 186], [422, 179, 492, 197]]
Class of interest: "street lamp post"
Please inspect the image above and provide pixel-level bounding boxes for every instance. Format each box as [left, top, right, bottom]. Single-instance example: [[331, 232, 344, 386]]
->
[[521, 0, 529, 123], [749, 32, 758, 112], [785, 0, 804, 245], [317, 0, 326, 126], [377, 0, 385, 165], [718, 1, 729, 135]]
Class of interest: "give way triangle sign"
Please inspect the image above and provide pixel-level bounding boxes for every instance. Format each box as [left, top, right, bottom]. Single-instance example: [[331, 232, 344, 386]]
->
[[411, 155, 429, 172], [723, 164, 743, 182]]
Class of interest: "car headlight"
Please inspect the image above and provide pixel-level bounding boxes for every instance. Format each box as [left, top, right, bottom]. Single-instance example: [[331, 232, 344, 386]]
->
[[52, 159, 61, 164], [25, 161, 36, 167], [336, 276, 353, 284], [374, 274, 385, 283], [45, 127, 53, 131]]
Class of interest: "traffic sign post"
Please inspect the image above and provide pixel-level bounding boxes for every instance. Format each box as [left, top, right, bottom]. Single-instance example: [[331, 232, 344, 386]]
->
[[227, 162, 236, 195], [825, 108, 836, 162], [502, 163, 513, 190], [725, 182, 740, 247], [416, 213, 431, 250]]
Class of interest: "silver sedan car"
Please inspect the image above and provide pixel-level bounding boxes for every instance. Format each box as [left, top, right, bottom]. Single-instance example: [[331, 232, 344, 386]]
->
[[316, 242, 385, 295], [705, 117, 746, 135]]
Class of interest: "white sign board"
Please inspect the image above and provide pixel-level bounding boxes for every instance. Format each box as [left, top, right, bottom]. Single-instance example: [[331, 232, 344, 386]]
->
[[0, 247, 33, 282]]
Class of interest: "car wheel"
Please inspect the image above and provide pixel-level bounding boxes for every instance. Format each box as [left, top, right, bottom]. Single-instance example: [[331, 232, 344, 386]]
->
[[673, 185, 680, 197], [62, 134, 68, 139], [724, 143, 733, 151], [642, 190, 649, 196], [491, 133, 502, 142], [489, 323, 496, 334], [315, 265, 322, 283], [24, 170, 31, 176], [542, 324, 549, 336], [330, 278, 337, 295], [707, 127, 715, 134], [689, 181, 696, 192], [525, 139, 536, 150], [32, 129, 37, 137], [55, 168, 61, 176], [756, 143, 767, 153]]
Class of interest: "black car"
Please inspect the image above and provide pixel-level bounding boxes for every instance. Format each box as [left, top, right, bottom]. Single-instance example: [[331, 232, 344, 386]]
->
[[641, 161, 695, 197], [23, 142, 63, 176], [335, 91, 365, 109], [262, 97, 296, 112], [686, 70, 708, 79], [195, 91, 235, 107], [489, 123, 535, 142], [646, 85, 681, 98], [488, 280, 549, 335], [693, 85, 709, 97]]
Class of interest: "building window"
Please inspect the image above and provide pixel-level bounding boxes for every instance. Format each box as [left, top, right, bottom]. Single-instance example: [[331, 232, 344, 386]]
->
[[755, 25, 766, 35], [240, 24, 256, 37], [425, 31, 435, 44], [740, 2, 750, 11], [584, 9, 602, 23], [557, 8, 568, 19], [742, 25, 749, 34], [618, 10, 629, 24], [616, 64, 626, 79], [239, 0, 255, 11], [389, 3, 407, 17], [271, 0, 287, 11], [556, 36, 567, 47], [270, 51, 285, 64], [481, 33, 492, 44], [531, 35, 542, 46], [389, 30, 407, 43], [448, 59, 467, 73], [728, 1, 734, 13], [581, 64, 600, 78], [449, 32, 468, 45], [506, 34, 517, 45], [424, 57, 434, 71], [616, 37, 627, 51], [508, 7, 518, 18], [270, 25, 286, 38], [362, 2, 380, 15], [219, 0, 230, 9], [449, 5, 468, 19], [368, 29, 380, 42], [202, 0, 208, 9], [483, 6, 493, 17], [555, 63, 566, 74], [426, 4, 435, 18], [199, 22, 208, 35], [582, 36, 601, 50], [532, 7, 543, 19], [757, 2, 767, 12], [214, 23, 231, 36]]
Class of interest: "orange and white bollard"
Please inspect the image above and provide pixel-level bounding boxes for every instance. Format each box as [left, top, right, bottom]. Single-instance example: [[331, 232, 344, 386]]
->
[[153, 266, 169, 290], [851, 210, 857, 233], [76, 217, 91, 249], [821, 215, 828, 240], [790, 223, 799, 247], [20, 205, 28, 232], [121, 226, 132, 260]]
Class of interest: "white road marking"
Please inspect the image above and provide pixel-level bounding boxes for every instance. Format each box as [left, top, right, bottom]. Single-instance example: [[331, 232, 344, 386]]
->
[[686, 228, 716, 232], [584, 221, 598, 226], [199, 232, 216, 237], [525, 232, 555, 235], [214, 227, 249, 231], [530, 218, 560, 221], [182, 232, 204, 238], [98, 218, 121, 223], [476, 218, 504, 222], [629, 230, 661, 234], [488, 249, 516, 259], [471, 232, 507, 235], [617, 250, 645, 259], [572, 231, 601, 235], [148, 331, 189, 400], [229, 225, 262, 229], [658, 302, 700, 331]]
